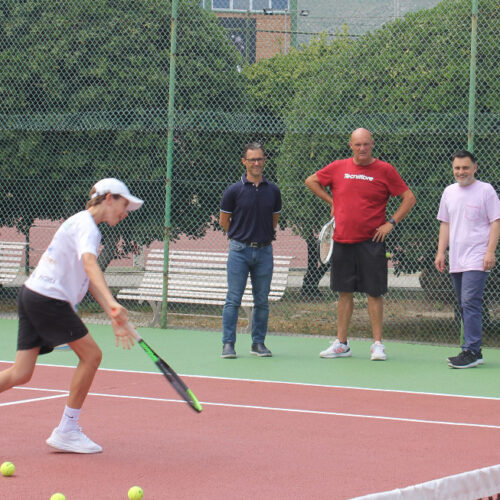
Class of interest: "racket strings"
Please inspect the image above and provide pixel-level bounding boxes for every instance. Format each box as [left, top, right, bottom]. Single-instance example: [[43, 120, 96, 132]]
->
[[319, 225, 334, 263]]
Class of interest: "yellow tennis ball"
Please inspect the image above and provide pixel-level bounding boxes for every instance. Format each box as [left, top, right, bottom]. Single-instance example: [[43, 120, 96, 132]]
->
[[50, 494, 66, 500], [0, 461, 15, 476], [128, 486, 144, 500]]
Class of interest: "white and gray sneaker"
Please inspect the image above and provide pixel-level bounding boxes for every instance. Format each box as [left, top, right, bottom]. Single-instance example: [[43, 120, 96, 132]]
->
[[370, 342, 387, 361], [46, 427, 103, 454], [319, 339, 352, 358]]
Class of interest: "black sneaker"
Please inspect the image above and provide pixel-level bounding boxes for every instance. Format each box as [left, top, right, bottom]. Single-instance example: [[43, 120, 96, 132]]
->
[[477, 349, 484, 365], [250, 343, 272, 357], [448, 349, 484, 365], [221, 343, 236, 359], [448, 350, 480, 369]]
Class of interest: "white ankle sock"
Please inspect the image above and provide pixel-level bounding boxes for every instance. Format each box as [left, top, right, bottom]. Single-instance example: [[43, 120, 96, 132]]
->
[[58, 405, 81, 433]]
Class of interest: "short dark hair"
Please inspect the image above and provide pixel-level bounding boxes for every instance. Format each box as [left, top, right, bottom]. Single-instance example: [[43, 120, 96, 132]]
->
[[452, 150, 476, 163], [242, 142, 266, 158]]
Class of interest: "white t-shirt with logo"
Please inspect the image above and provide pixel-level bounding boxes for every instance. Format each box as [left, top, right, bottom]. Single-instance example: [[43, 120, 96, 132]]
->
[[437, 180, 500, 272], [25, 210, 101, 308]]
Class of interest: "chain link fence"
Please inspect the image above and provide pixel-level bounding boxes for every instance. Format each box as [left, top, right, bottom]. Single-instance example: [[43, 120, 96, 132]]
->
[[0, 0, 498, 346]]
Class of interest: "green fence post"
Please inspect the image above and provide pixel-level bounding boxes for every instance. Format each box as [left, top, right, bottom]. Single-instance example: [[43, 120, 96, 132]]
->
[[467, 0, 478, 154], [161, 0, 179, 329], [290, 0, 297, 48]]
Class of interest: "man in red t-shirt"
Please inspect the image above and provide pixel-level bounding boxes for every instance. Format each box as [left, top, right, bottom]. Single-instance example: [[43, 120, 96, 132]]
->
[[305, 128, 416, 361]]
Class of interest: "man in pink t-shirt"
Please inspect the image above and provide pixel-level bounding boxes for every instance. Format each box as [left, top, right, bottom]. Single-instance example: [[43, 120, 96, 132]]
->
[[305, 128, 416, 361], [435, 150, 500, 368]]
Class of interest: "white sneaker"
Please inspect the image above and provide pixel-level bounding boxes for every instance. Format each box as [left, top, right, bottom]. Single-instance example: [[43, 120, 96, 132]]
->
[[319, 339, 352, 358], [46, 427, 103, 454], [371, 342, 387, 361]]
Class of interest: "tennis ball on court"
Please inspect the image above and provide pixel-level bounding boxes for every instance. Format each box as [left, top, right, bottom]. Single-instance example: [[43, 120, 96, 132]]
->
[[128, 486, 144, 500], [0, 461, 15, 476], [50, 494, 66, 500]]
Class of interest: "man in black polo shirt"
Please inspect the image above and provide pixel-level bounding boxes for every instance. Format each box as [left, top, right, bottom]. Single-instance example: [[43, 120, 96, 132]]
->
[[219, 143, 282, 358]]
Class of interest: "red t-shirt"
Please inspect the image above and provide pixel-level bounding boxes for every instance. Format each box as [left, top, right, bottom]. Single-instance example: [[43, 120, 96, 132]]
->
[[316, 158, 409, 243]]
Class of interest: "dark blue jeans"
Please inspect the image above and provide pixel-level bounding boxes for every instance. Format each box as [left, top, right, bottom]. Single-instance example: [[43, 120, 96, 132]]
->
[[222, 240, 273, 344], [451, 271, 488, 354]]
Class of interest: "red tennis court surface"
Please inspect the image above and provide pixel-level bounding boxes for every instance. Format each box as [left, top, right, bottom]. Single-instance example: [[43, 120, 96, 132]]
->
[[1, 362, 499, 499]]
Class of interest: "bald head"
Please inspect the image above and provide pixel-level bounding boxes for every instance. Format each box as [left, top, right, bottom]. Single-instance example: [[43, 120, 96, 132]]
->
[[350, 128, 373, 143], [349, 128, 375, 166]]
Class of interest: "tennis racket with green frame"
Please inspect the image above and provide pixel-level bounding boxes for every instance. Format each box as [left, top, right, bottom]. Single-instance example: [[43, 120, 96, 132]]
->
[[127, 323, 203, 413]]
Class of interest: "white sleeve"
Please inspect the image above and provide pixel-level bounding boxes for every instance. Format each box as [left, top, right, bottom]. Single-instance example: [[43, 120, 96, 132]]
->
[[75, 217, 101, 259]]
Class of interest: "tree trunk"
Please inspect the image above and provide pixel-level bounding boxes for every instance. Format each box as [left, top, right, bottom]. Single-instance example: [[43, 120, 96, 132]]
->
[[97, 230, 121, 272], [300, 232, 330, 298], [24, 230, 30, 275]]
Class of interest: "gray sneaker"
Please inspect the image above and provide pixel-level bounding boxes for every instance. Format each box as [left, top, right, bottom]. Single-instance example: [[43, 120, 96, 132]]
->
[[250, 343, 272, 357], [221, 342, 237, 358], [46, 427, 102, 454]]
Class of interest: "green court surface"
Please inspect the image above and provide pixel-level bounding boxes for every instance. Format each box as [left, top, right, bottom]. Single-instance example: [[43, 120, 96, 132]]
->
[[1, 318, 499, 399]]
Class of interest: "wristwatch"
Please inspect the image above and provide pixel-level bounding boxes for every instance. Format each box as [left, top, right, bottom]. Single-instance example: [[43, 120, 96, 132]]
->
[[388, 218, 397, 225]]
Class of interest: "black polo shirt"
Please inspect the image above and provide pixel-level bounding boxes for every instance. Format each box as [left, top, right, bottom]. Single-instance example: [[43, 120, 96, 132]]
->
[[220, 174, 282, 243]]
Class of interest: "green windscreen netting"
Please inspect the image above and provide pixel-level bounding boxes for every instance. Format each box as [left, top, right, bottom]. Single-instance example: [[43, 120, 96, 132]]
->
[[0, 0, 498, 346]]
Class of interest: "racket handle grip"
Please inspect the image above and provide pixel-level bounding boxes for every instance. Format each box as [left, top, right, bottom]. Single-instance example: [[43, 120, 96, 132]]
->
[[125, 321, 141, 341]]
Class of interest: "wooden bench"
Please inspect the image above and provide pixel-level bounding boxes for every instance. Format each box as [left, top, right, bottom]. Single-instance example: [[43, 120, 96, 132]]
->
[[0, 242, 26, 286], [117, 249, 293, 327]]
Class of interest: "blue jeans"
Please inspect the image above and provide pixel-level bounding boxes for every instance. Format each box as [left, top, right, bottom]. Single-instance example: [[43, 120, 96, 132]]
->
[[222, 240, 273, 344], [451, 271, 488, 354]]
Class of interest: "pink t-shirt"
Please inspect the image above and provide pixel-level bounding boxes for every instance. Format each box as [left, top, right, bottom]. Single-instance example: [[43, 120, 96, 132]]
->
[[316, 158, 409, 243], [437, 180, 500, 272]]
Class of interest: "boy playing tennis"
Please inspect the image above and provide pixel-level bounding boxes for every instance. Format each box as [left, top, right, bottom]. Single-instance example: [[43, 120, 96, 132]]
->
[[0, 178, 143, 453]]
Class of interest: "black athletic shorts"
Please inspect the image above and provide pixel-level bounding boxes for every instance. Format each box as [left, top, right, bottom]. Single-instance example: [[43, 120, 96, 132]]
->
[[330, 240, 388, 297], [17, 286, 88, 355]]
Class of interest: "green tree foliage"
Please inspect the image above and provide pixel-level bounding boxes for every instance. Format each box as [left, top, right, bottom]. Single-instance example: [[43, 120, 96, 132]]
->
[[244, 34, 354, 295], [247, 0, 499, 295], [0, 0, 247, 267]]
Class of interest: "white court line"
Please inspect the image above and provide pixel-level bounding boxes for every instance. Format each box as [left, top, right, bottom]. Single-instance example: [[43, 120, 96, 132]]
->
[[179, 373, 500, 401], [1, 359, 499, 401], [5, 385, 500, 430], [0, 393, 67, 406]]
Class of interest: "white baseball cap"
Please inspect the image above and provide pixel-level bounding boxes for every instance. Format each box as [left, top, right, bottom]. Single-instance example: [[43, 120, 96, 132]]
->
[[92, 178, 144, 211]]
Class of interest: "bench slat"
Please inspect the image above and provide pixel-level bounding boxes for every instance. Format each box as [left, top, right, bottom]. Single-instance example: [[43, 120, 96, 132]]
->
[[142, 271, 290, 279], [118, 287, 286, 299], [117, 292, 284, 306], [147, 257, 293, 267], [139, 281, 289, 290], [145, 262, 291, 272]]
